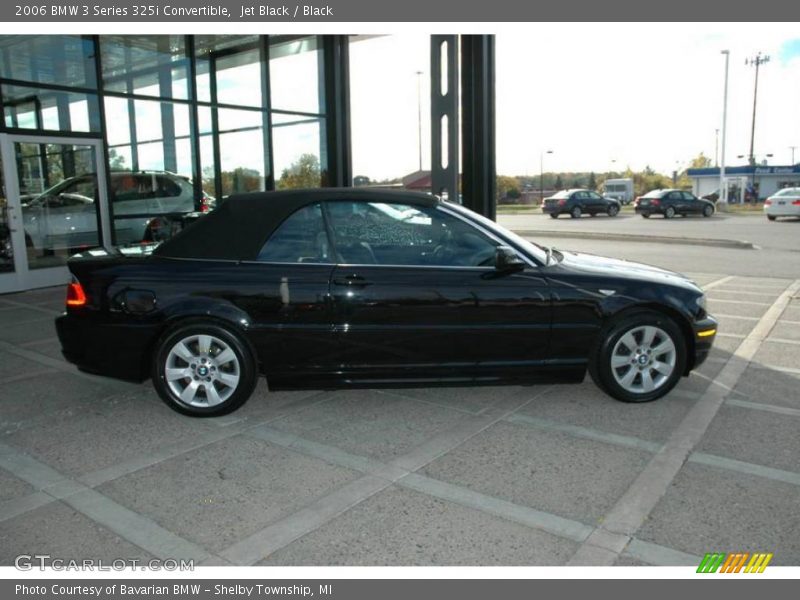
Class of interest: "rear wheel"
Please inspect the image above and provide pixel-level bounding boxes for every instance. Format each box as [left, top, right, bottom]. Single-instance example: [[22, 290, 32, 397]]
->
[[664, 206, 676, 219], [570, 206, 582, 219], [550, 213, 559, 219], [589, 310, 686, 403], [152, 321, 258, 417], [702, 205, 714, 218], [607, 204, 620, 217], [642, 213, 650, 219], [767, 215, 776, 221]]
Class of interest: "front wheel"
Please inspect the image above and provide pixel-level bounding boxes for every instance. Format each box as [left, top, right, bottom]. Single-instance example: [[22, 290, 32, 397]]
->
[[549, 213, 559, 219], [641, 213, 650, 219], [570, 206, 582, 219], [767, 215, 776, 221], [702, 205, 714, 218], [152, 321, 258, 417], [664, 206, 676, 219], [607, 204, 620, 217], [589, 310, 686, 403]]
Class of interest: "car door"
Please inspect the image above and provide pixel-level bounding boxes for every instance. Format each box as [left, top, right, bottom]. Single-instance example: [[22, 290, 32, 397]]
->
[[586, 191, 606, 212], [236, 201, 338, 383], [666, 191, 683, 212], [324, 199, 551, 382], [682, 192, 702, 214]]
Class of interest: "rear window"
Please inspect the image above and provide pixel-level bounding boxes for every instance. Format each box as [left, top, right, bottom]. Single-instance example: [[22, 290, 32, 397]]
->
[[643, 190, 665, 198], [551, 191, 571, 199], [775, 187, 800, 197]]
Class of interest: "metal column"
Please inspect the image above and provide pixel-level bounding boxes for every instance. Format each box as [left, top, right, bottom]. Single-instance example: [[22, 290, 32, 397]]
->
[[322, 35, 352, 187], [460, 35, 496, 220], [431, 35, 459, 201]]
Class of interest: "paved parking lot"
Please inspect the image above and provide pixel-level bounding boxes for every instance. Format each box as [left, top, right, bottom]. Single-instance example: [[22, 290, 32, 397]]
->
[[1, 259, 799, 565]]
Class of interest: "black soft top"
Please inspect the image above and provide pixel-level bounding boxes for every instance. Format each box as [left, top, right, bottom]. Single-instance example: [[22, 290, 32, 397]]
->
[[153, 187, 439, 261]]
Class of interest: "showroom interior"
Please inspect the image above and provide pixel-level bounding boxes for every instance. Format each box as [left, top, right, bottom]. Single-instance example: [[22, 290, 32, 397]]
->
[[0, 34, 496, 294]]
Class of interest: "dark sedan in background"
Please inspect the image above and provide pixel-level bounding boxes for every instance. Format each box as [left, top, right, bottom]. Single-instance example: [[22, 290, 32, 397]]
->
[[635, 189, 715, 219], [542, 189, 621, 218], [56, 188, 716, 417]]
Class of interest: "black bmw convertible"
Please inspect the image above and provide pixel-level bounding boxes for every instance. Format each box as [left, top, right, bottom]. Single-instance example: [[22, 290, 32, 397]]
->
[[56, 188, 717, 417]]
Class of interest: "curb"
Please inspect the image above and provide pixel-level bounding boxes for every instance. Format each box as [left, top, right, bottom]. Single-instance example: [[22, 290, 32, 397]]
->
[[511, 229, 756, 250]]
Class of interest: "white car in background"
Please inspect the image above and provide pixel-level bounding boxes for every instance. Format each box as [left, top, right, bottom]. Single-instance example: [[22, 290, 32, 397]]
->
[[22, 171, 213, 252], [764, 187, 800, 221]]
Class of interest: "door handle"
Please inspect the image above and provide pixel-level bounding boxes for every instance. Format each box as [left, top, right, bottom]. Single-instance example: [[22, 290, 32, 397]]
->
[[333, 275, 370, 287]]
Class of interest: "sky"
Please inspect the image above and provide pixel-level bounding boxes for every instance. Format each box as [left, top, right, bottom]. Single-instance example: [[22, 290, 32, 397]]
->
[[349, 26, 800, 181]]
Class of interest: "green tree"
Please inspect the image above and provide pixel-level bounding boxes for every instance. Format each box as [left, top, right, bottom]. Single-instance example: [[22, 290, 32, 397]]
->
[[496, 175, 521, 201], [554, 174, 563, 190], [689, 152, 712, 169], [277, 153, 321, 190], [588, 172, 597, 190]]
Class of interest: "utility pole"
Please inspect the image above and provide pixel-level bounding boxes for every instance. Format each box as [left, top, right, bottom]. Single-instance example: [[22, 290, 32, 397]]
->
[[715, 129, 719, 167], [745, 52, 770, 167], [791, 146, 797, 165], [415, 70, 424, 172], [540, 150, 553, 202], [719, 50, 730, 207]]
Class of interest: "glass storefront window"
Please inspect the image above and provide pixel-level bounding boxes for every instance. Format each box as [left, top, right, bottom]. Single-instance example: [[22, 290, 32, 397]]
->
[[194, 35, 261, 107], [2, 84, 100, 132], [0, 35, 97, 89], [269, 36, 324, 115], [218, 108, 266, 196], [100, 35, 189, 100], [272, 113, 324, 189]]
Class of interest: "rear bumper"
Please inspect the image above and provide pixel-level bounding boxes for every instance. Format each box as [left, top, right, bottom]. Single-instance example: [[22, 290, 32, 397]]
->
[[635, 206, 660, 216], [56, 312, 159, 382], [541, 204, 559, 214], [691, 315, 718, 370]]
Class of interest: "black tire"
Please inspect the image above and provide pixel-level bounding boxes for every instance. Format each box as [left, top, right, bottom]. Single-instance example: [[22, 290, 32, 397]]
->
[[588, 309, 686, 403], [152, 321, 258, 417], [549, 213, 559, 219], [570, 206, 582, 219], [664, 206, 676, 219], [642, 213, 650, 219], [767, 215, 776, 221], [607, 204, 620, 217], [702, 205, 714, 218]]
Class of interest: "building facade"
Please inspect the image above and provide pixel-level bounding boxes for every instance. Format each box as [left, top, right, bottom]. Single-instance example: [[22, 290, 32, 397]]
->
[[687, 165, 800, 202]]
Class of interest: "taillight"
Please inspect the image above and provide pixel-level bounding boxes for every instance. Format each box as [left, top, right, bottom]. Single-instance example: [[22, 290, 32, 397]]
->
[[792, 200, 800, 206], [764, 199, 772, 206], [651, 199, 660, 206], [558, 199, 567, 206], [66, 281, 87, 307], [199, 195, 211, 213]]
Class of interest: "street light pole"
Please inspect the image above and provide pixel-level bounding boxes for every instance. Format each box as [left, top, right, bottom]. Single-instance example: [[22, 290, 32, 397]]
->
[[746, 52, 770, 167], [791, 146, 797, 165], [415, 70, 423, 172], [715, 128, 719, 167], [540, 150, 553, 202], [719, 50, 730, 207]]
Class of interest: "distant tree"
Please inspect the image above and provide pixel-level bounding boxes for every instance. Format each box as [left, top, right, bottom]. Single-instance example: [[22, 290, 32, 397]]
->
[[278, 153, 321, 190], [689, 152, 713, 169], [554, 174, 563, 190], [496, 175, 521, 201], [588, 172, 597, 190], [108, 148, 126, 170], [353, 175, 371, 186]]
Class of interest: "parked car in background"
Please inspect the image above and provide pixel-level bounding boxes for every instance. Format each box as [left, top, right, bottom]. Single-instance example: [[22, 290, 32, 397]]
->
[[56, 188, 717, 417], [634, 189, 715, 219], [764, 187, 800, 221], [542, 189, 621, 218], [21, 171, 213, 253]]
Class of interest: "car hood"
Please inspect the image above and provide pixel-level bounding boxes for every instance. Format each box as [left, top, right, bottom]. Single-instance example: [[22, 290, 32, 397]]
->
[[555, 249, 701, 292]]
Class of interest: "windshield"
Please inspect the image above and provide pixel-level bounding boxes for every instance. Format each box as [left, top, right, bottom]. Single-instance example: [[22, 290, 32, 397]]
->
[[443, 202, 548, 265]]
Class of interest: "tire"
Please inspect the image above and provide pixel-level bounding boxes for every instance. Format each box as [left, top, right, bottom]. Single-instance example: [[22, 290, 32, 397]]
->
[[702, 205, 714, 218], [664, 206, 676, 219], [550, 213, 559, 219], [570, 206, 582, 219], [152, 321, 258, 417], [607, 204, 620, 217], [588, 310, 686, 403], [590, 212, 597, 217], [642, 213, 650, 219], [767, 215, 776, 221]]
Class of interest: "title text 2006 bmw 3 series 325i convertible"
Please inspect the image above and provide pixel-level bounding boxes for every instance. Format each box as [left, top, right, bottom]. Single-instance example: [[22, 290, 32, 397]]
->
[[56, 189, 718, 417]]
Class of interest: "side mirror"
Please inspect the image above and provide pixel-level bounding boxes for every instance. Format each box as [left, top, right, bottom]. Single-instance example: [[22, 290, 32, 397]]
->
[[495, 245, 525, 273]]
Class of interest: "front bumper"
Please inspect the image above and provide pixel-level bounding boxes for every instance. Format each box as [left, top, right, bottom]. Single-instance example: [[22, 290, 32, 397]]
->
[[691, 315, 718, 370]]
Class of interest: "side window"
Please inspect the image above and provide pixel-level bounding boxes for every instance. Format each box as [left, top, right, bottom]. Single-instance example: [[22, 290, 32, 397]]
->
[[155, 176, 183, 198], [257, 203, 331, 263], [683, 192, 697, 201], [325, 201, 498, 267], [111, 174, 155, 203], [668, 192, 682, 201]]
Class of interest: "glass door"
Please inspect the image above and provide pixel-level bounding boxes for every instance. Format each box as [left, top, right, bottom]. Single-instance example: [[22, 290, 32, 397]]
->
[[0, 134, 110, 294]]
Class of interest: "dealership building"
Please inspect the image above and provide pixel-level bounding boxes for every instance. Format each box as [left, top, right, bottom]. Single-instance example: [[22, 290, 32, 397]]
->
[[687, 164, 800, 202], [0, 34, 496, 293]]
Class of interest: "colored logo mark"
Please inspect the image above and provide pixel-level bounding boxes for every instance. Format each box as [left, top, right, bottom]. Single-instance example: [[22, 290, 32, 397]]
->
[[697, 552, 773, 573]]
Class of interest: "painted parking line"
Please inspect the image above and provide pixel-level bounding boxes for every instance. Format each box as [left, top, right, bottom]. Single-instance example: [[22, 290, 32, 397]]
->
[[623, 538, 701, 566], [701, 276, 736, 291], [707, 298, 773, 307], [689, 453, 800, 487], [712, 288, 785, 297], [567, 278, 800, 566], [713, 313, 760, 321], [726, 397, 800, 418]]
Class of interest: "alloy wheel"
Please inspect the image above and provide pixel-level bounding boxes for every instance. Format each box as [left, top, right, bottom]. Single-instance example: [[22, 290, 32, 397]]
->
[[165, 334, 241, 407], [609, 325, 677, 394]]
